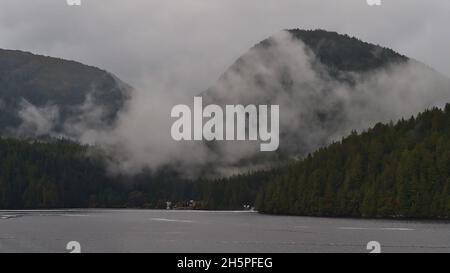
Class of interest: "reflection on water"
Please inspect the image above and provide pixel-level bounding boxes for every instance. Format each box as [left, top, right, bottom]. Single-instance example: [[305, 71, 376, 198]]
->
[[1, 209, 449, 253]]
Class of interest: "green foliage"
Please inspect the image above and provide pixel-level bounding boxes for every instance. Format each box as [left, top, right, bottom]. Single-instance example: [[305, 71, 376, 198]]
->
[[0, 138, 126, 209], [256, 105, 450, 219], [0, 138, 274, 210]]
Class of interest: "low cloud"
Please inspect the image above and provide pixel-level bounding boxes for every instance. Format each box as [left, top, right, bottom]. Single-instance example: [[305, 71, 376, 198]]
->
[[15, 99, 59, 138], [12, 31, 450, 178]]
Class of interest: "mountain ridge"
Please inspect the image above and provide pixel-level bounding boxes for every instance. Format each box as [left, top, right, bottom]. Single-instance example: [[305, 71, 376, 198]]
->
[[202, 29, 450, 173], [0, 48, 131, 138]]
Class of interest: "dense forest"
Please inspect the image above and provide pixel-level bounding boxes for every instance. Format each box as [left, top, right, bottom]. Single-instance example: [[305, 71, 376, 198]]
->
[[0, 137, 273, 209], [2, 105, 450, 220], [256, 105, 450, 219], [0, 139, 121, 209], [286, 29, 407, 73]]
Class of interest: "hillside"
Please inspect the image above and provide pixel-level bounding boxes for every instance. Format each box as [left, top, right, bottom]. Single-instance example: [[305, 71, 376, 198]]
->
[[203, 29, 450, 168], [287, 29, 407, 73], [256, 105, 450, 219], [0, 49, 130, 137]]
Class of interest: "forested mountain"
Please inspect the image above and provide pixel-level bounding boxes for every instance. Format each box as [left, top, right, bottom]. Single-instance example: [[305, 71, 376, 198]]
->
[[256, 105, 450, 219], [0, 49, 130, 137], [203, 29, 450, 168]]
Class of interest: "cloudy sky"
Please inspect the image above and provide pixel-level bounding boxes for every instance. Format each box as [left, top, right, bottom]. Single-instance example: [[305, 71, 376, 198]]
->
[[0, 0, 449, 93]]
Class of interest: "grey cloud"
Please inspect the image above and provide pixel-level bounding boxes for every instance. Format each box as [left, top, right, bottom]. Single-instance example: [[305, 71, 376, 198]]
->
[[0, 0, 449, 89], [15, 99, 60, 138]]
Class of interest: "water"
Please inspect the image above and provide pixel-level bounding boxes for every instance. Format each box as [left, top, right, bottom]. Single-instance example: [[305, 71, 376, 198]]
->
[[0, 209, 449, 253]]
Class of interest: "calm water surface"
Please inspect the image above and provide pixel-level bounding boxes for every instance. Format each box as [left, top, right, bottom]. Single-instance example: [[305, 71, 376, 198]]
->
[[1, 209, 449, 253]]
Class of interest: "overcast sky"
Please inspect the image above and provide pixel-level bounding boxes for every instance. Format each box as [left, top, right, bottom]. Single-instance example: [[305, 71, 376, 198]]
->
[[0, 0, 449, 94]]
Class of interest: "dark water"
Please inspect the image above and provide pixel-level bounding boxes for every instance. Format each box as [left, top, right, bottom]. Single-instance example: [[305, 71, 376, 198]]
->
[[0, 209, 449, 253]]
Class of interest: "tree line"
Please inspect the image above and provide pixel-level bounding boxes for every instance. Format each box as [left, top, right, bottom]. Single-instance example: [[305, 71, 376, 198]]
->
[[0, 138, 272, 210], [256, 104, 450, 218]]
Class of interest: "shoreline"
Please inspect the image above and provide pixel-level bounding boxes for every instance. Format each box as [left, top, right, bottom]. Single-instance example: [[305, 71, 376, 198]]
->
[[1, 208, 450, 223]]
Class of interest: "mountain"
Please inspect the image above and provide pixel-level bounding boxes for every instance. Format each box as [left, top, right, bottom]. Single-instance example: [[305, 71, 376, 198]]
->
[[0, 49, 131, 138], [1, 29, 450, 217], [203, 29, 450, 168], [256, 105, 450, 219]]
